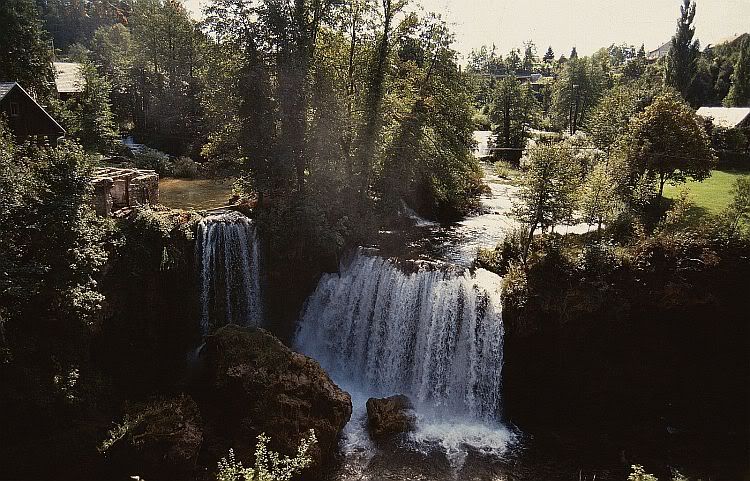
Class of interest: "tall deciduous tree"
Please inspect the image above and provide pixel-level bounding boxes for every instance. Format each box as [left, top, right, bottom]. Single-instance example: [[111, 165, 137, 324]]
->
[[587, 82, 661, 153], [580, 161, 618, 233], [513, 143, 579, 261], [666, 0, 700, 104], [616, 93, 716, 203], [59, 62, 120, 152], [489, 75, 539, 163], [551, 56, 607, 132], [723, 36, 750, 107], [0, 0, 55, 100], [358, 0, 405, 198]]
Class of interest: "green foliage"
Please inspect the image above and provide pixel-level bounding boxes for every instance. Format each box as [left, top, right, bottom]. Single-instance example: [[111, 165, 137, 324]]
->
[[118, 207, 201, 273], [723, 36, 750, 107], [0, 121, 112, 454], [216, 430, 317, 481], [38, 0, 126, 52], [587, 82, 662, 152], [91, 23, 133, 124], [580, 161, 618, 231], [60, 61, 120, 153], [132, 147, 171, 174], [513, 142, 580, 261], [629, 465, 659, 481], [0, 0, 55, 100], [665, 0, 700, 105], [551, 56, 609, 132], [717, 177, 750, 239], [127, 0, 205, 155], [489, 75, 540, 162], [614, 92, 716, 203], [493, 160, 516, 179], [475, 228, 526, 276]]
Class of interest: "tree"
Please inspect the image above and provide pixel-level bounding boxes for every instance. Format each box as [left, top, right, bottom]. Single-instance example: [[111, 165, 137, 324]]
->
[[723, 36, 750, 107], [60, 61, 120, 152], [128, 0, 205, 155], [489, 75, 540, 162], [0, 122, 110, 474], [587, 82, 661, 153], [378, 12, 484, 219], [91, 23, 133, 124], [666, 0, 700, 104], [522, 40, 537, 72], [505, 48, 522, 72], [0, 0, 55, 100], [357, 0, 405, 198], [570, 46, 578, 59], [551, 56, 607, 132], [580, 161, 618, 233], [513, 143, 579, 261], [543, 46, 555, 63], [616, 93, 716, 203], [719, 177, 750, 239]]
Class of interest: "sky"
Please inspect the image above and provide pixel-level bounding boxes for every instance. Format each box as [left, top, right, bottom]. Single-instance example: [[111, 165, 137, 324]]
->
[[182, 0, 750, 61]]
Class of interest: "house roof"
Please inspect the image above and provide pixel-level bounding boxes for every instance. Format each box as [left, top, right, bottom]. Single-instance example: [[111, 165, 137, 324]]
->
[[54, 62, 84, 94], [0, 82, 65, 134], [696, 107, 750, 129], [647, 41, 671, 60], [0, 82, 16, 101]]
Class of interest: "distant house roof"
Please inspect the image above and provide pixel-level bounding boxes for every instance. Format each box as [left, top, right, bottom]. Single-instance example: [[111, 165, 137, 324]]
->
[[0, 82, 16, 101], [696, 107, 750, 129], [54, 62, 84, 94], [647, 41, 671, 61]]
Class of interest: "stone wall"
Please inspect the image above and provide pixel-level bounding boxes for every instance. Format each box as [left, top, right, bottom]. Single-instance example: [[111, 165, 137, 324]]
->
[[91, 167, 159, 215]]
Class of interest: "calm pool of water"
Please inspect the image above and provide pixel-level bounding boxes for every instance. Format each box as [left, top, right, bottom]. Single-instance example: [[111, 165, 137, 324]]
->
[[158, 178, 235, 210]]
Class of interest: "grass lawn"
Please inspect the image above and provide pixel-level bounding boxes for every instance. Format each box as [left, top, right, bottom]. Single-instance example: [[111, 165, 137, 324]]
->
[[663, 169, 750, 215]]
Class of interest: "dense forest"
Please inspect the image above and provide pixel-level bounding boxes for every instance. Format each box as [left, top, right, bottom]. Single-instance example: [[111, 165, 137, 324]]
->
[[0, 0, 749, 480]]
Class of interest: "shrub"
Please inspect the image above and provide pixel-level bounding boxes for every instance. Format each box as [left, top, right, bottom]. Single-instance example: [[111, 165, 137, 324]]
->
[[132, 147, 171, 175], [475, 228, 526, 276], [216, 430, 317, 481], [172, 156, 200, 178], [493, 160, 515, 179]]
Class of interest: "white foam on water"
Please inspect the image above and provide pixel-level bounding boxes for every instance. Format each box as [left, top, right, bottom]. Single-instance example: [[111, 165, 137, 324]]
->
[[296, 250, 516, 471]]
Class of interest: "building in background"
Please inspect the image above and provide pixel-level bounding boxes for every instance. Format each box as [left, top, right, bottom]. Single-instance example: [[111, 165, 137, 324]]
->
[[0, 82, 65, 144]]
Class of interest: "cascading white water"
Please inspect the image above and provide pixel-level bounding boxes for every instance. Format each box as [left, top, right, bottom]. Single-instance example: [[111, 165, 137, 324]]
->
[[195, 211, 262, 334], [295, 250, 505, 422]]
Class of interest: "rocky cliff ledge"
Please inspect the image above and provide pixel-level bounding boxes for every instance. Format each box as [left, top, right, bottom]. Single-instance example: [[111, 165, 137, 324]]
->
[[200, 325, 352, 476]]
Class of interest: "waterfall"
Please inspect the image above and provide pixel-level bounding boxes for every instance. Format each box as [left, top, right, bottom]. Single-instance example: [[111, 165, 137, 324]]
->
[[196, 211, 262, 334], [295, 249, 505, 422]]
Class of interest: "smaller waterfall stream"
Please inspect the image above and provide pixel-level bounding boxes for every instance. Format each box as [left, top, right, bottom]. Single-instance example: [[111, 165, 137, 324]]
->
[[195, 212, 262, 334]]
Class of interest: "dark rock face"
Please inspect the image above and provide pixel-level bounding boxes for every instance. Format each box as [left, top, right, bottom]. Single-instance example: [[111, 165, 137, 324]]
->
[[106, 394, 203, 480], [366, 395, 416, 436], [202, 325, 352, 474]]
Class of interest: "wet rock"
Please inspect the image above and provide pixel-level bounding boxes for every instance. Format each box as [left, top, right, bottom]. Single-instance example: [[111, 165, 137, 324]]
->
[[203, 325, 352, 474], [105, 394, 203, 480], [366, 394, 416, 436]]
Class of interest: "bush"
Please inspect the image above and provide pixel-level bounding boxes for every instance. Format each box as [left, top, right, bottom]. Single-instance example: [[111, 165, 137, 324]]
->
[[216, 430, 316, 481], [493, 160, 515, 179], [475, 228, 526, 276], [132, 147, 171, 175], [172, 156, 200, 178]]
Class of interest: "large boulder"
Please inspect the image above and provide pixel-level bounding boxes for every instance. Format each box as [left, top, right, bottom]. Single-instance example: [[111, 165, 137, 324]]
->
[[103, 394, 203, 480], [366, 394, 416, 436], [202, 325, 352, 475]]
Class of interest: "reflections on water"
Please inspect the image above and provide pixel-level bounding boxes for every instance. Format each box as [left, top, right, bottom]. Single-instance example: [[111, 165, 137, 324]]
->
[[159, 178, 234, 211]]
